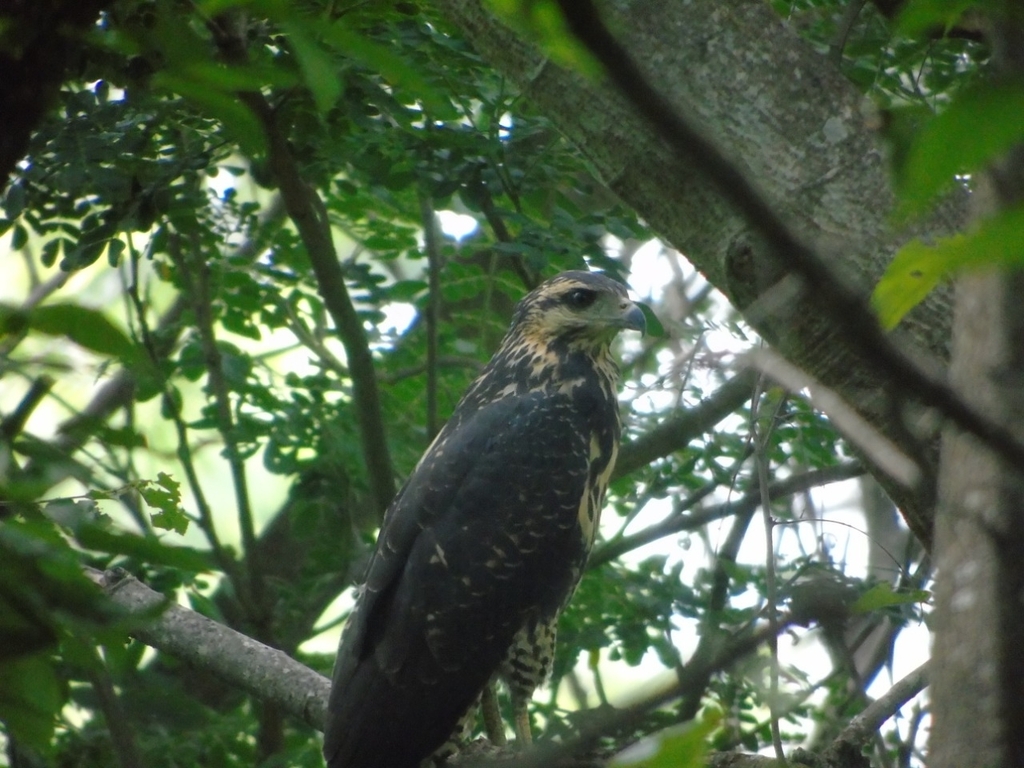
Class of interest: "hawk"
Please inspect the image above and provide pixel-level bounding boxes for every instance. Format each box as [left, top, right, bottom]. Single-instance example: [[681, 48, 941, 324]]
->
[[324, 271, 645, 768]]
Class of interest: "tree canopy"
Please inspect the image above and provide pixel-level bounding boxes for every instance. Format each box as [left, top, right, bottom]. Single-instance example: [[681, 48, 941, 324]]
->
[[1, 1, 1022, 767]]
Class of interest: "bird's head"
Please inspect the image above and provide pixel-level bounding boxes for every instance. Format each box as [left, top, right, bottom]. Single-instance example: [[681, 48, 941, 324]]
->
[[509, 271, 646, 352], [459, 271, 645, 409]]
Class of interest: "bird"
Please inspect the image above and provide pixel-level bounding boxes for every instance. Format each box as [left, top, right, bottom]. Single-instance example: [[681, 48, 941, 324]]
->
[[323, 270, 645, 768]]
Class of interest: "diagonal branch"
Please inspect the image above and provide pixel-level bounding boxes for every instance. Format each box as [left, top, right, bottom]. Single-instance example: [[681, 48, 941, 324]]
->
[[827, 661, 928, 760], [613, 369, 756, 480], [238, 90, 395, 517], [592, 461, 864, 567], [555, 0, 1024, 490], [86, 567, 331, 731]]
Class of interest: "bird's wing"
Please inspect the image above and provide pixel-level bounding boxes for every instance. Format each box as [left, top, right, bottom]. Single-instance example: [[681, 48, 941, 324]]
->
[[325, 390, 593, 767]]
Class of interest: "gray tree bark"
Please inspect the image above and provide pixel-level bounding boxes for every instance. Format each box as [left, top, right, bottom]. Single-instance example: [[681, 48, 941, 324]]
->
[[930, 8, 1024, 764], [431, 0, 970, 541]]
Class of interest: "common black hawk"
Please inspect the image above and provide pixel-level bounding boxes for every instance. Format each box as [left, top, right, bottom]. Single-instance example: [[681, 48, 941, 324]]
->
[[324, 271, 645, 768]]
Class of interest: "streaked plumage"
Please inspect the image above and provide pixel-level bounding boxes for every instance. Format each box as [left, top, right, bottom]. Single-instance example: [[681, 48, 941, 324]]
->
[[324, 271, 644, 768]]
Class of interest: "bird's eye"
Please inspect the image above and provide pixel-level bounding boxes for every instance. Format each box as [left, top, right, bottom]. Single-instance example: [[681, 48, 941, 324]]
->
[[563, 288, 597, 310]]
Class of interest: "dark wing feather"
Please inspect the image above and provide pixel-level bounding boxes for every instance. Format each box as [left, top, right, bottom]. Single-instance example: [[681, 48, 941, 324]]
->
[[324, 391, 592, 768]]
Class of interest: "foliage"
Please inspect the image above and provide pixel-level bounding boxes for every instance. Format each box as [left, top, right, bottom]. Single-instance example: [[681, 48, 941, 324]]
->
[[0, 0, 967, 766], [864, 0, 1024, 327]]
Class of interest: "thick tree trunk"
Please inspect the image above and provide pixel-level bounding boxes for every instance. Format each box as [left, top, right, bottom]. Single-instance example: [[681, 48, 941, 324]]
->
[[930, 9, 1024, 766], [0, 1, 110, 187], [930, 269, 1024, 767], [432, 0, 970, 540]]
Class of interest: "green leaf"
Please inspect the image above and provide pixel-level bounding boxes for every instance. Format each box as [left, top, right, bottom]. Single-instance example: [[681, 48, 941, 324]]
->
[[24, 304, 138, 363], [873, 205, 1024, 328], [63, 215, 116, 270], [896, 0, 986, 36], [106, 238, 126, 267], [319, 22, 452, 117], [283, 20, 342, 115], [196, 0, 256, 14], [182, 61, 300, 92], [152, 72, 266, 155], [73, 524, 209, 572], [487, 0, 601, 78], [0, 655, 63, 752], [10, 223, 27, 250], [613, 709, 720, 767], [141, 473, 190, 536], [0, 303, 144, 368], [853, 582, 931, 613], [636, 302, 665, 338], [150, 508, 190, 536], [896, 82, 1024, 217], [40, 238, 62, 267], [94, 425, 147, 450], [3, 182, 25, 218]]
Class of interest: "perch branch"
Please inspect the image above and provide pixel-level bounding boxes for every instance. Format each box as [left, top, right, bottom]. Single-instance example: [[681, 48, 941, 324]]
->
[[85, 567, 330, 732]]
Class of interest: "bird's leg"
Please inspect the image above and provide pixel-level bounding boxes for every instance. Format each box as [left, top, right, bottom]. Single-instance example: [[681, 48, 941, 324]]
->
[[480, 682, 507, 746], [510, 690, 532, 746]]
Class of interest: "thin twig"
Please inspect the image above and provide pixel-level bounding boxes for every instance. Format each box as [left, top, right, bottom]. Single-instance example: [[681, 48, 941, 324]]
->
[[750, 380, 787, 761], [207, 14, 396, 518], [613, 369, 757, 479], [470, 172, 535, 289], [0, 376, 54, 442], [0, 271, 70, 358], [471, 619, 797, 768], [829, 0, 869, 65], [745, 348, 920, 488], [181, 233, 258, 583], [278, 295, 349, 379], [590, 461, 863, 568], [167, 235, 262, 614], [84, 647, 144, 768], [126, 244, 241, 589], [380, 355, 484, 384]]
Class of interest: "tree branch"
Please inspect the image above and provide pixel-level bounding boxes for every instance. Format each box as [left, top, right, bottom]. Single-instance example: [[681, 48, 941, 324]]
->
[[591, 461, 864, 568], [827, 662, 928, 759], [554, 0, 1024, 508], [429, 0, 966, 539], [751, 385, 787, 761], [85, 567, 330, 732], [468, 171, 535, 289], [234, 90, 396, 519], [84, 647, 144, 768], [19, 298, 187, 488], [613, 369, 757, 480], [168, 234, 264, 620], [0, 376, 54, 443]]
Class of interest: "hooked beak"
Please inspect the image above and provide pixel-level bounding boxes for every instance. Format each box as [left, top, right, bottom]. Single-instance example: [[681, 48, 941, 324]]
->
[[619, 301, 647, 335]]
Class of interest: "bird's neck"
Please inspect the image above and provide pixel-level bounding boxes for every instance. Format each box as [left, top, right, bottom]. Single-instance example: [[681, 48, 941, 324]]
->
[[462, 333, 619, 409]]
